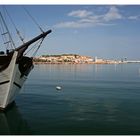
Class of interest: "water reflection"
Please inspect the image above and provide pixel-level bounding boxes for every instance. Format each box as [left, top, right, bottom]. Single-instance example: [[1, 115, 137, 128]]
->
[[0, 102, 31, 135]]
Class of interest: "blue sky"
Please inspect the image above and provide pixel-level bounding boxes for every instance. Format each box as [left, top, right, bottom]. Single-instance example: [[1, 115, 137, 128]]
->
[[0, 5, 140, 60]]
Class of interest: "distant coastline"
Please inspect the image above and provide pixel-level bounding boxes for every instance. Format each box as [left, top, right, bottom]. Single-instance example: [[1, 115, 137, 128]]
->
[[33, 54, 140, 64], [33, 61, 127, 65]]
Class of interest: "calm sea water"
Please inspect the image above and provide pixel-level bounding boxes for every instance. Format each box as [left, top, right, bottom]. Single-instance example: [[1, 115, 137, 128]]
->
[[0, 64, 140, 135]]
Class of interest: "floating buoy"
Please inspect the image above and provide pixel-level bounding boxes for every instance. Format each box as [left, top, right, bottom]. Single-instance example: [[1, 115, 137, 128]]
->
[[56, 86, 62, 90]]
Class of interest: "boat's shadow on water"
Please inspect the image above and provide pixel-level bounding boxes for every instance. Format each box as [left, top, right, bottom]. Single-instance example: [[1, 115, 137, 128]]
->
[[0, 102, 31, 135]]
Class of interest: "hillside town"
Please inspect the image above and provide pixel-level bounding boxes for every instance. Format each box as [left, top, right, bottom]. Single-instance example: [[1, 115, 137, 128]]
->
[[33, 54, 131, 64]]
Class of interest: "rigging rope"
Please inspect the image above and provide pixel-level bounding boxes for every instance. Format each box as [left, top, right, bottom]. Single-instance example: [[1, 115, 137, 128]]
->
[[24, 39, 42, 56], [32, 37, 44, 57], [3, 6, 25, 44], [0, 6, 47, 57], [22, 6, 46, 57], [0, 11, 16, 49], [25, 38, 45, 57], [0, 10, 9, 50], [0, 20, 6, 50], [22, 6, 44, 33]]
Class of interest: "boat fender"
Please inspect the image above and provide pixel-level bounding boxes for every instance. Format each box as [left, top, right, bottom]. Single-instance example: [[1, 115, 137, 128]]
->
[[56, 86, 62, 90]]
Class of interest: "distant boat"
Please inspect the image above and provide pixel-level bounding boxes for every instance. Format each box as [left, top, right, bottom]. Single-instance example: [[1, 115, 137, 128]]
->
[[0, 10, 52, 110]]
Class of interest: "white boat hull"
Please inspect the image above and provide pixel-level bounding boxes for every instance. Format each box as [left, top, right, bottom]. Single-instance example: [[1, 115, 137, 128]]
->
[[0, 51, 32, 109]]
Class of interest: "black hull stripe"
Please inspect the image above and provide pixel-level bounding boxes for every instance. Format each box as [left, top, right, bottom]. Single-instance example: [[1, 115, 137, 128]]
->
[[0, 80, 10, 85], [13, 82, 21, 89]]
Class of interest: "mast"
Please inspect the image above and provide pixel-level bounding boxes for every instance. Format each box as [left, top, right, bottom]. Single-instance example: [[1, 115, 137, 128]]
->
[[0, 12, 16, 49]]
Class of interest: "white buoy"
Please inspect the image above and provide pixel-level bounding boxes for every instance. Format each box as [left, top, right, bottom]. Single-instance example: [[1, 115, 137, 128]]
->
[[56, 86, 62, 90]]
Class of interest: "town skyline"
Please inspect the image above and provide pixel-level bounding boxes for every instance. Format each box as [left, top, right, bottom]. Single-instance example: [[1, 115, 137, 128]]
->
[[34, 53, 140, 64], [0, 5, 140, 59]]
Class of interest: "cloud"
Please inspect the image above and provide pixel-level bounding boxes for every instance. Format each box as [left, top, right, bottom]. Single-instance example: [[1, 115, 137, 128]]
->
[[54, 21, 93, 28], [68, 10, 93, 18], [103, 6, 123, 21], [54, 6, 138, 29], [128, 15, 140, 20]]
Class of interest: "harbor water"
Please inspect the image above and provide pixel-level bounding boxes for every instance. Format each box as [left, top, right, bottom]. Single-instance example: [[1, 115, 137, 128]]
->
[[0, 63, 140, 135]]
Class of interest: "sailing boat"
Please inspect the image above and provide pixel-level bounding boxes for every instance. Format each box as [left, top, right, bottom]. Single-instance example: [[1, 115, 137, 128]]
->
[[0, 9, 51, 110]]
